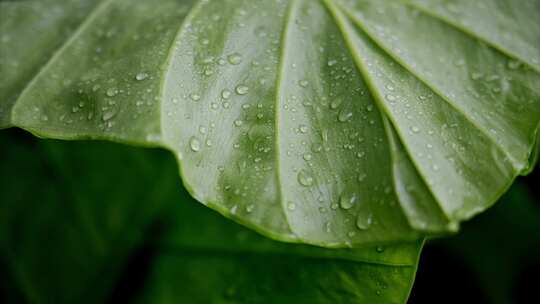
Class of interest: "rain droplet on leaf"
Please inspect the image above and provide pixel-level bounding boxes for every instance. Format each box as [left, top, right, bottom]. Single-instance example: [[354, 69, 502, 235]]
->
[[227, 53, 242, 65], [297, 169, 314, 187], [339, 193, 357, 210], [236, 85, 249, 95], [189, 136, 201, 152]]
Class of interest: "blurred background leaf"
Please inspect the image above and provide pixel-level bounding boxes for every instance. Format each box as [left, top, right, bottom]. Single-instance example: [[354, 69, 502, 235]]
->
[[0, 129, 420, 304], [0, 128, 537, 303]]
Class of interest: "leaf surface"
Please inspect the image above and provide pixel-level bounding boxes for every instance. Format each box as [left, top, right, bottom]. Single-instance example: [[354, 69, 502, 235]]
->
[[1, 0, 539, 246]]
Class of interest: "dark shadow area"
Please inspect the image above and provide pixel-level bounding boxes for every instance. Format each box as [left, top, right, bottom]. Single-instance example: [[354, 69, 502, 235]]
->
[[513, 259, 539, 304], [0, 257, 26, 304], [408, 245, 490, 304], [106, 222, 166, 304]]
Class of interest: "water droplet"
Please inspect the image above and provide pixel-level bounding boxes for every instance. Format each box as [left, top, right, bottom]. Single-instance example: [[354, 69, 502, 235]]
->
[[189, 136, 201, 152], [190, 93, 201, 101], [376, 246, 385, 253], [236, 85, 249, 95], [327, 59, 337, 66], [227, 53, 242, 65], [221, 89, 232, 99], [299, 124, 308, 133], [410, 126, 420, 133], [338, 109, 353, 122], [297, 169, 314, 187], [106, 88, 118, 97], [311, 143, 323, 153], [287, 202, 296, 211], [246, 204, 255, 213], [330, 99, 342, 109], [102, 110, 116, 121], [303, 153, 313, 161], [385, 94, 396, 102], [135, 72, 148, 81], [339, 193, 357, 210], [358, 173, 367, 182], [356, 213, 373, 230], [298, 79, 308, 87], [234, 119, 243, 127]]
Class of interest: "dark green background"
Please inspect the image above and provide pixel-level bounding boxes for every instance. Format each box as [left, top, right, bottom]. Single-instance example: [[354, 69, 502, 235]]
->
[[1, 129, 538, 304]]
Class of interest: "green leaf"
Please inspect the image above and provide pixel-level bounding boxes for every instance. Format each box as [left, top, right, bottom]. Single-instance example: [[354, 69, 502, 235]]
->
[[0, 130, 421, 304], [1, 0, 539, 246]]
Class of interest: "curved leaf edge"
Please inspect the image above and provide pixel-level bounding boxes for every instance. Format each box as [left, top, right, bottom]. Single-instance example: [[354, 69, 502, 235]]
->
[[9, 120, 537, 250]]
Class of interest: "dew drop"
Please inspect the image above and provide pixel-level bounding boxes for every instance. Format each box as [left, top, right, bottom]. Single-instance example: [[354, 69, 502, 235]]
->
[[358, 173, 367, 182], [221, 89, 232, 99], [298, 79, 309, 87], [339, 193, 357, 210], [287, 202, 296, 211], [338, 109, 353, 122], [311, 143, 323, 153], [356, 213, 373, 230], [135, 72, 148, 81], [190, 93, 201, 101], [189, 136, 201, 152], [330, 99, 342, 109], [236, 85, 249, 95], [102, 110, 116, 121], [385, 94, 396, 102], [227, 53, 242, 65], [106, 87, 118, 97], [297, 169, 314, 187]]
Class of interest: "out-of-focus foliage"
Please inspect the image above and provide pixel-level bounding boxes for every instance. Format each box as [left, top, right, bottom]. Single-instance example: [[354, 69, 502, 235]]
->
[[0, 130, 421, 304]]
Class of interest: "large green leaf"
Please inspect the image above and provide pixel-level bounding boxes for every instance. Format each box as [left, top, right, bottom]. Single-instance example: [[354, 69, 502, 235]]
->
[[0, 130, 421, 304], [1, 0, 539, 246]]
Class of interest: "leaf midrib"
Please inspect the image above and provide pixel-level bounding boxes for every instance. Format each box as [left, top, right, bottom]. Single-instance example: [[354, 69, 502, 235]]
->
[[274, 0, 300, 237]]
